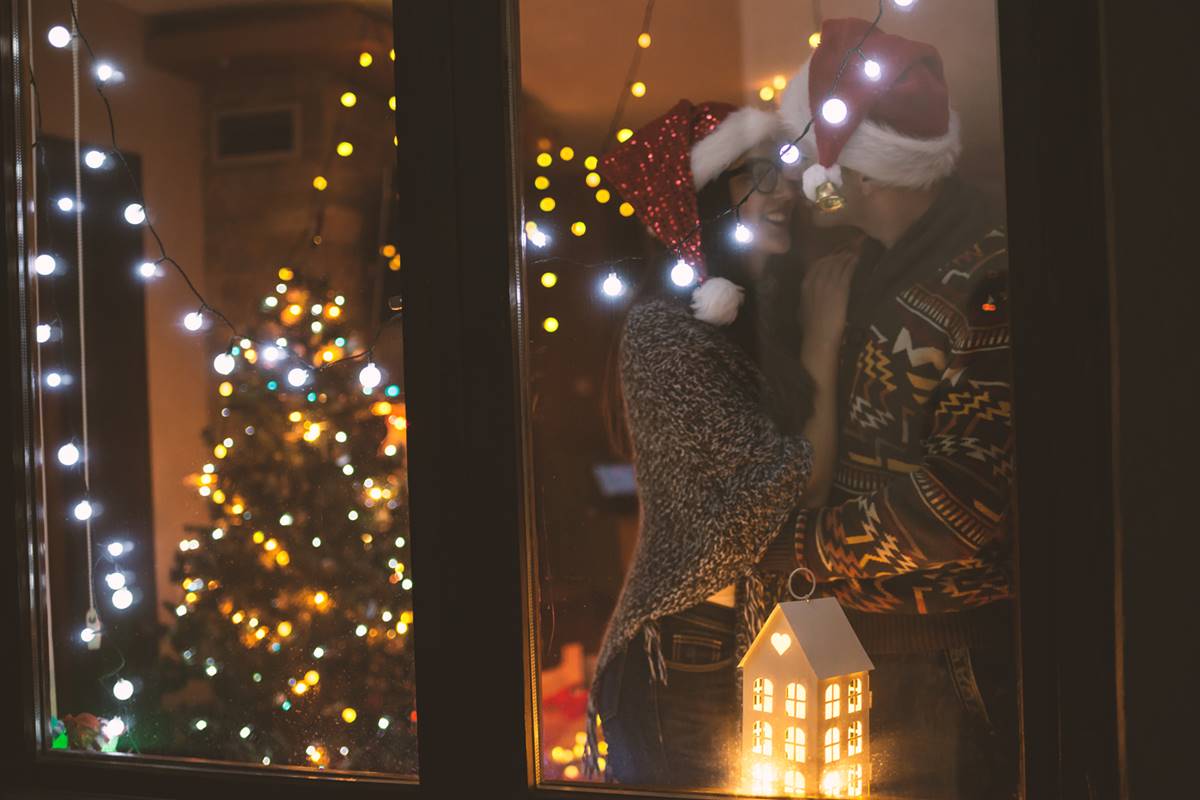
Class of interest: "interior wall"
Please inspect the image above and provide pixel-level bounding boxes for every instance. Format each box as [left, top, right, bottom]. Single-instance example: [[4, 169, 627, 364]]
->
[[31, 0, 210, 625]]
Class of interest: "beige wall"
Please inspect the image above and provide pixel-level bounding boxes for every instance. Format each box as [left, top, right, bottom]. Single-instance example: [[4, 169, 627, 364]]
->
[[31, 0, 211, 624]]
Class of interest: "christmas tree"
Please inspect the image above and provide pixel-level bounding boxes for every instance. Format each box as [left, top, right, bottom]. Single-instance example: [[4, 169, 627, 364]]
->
[[165, 272, 416, 773]]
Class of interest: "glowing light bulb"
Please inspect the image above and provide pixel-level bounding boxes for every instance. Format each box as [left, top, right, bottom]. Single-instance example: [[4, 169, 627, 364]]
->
[[47, 25, 71, 48], [527, 228, 549, 248], [585, 172, 601, 188], [773, 74, 788, 91], [105, 572, 126, 590], [616, 128, 634, 143], [183, 311, 204, 331], [336, 141, 354, 157], [809, 31, 822, 48], [239, 726, 252, 739], [619, 202, 635, 218], [571, 221, 587, 237], [358, 51, 373, 67], [80, 627, 96, 644], [601, 273, 625, 298], [73, 500, 93, 521], [895, 0, 916, 6], [287, 367, 309, 387], [137, 261, 157, 279], [213, 353, 235, 375], [112, 679, 134, 700], [821, 97, 849, 125], [388, 96, 396, 111], [312, 175, 328, 191], [95, 62, 116, 82], [670, 260, 696, 287], [359, 362, 382, 390], [34, 254, 57, 276], [36, 323, 52, 343], [378, 716, 391, 730], [107, 542, 125, 557], [56, 196, 75, 212], [45, 372, 64, 388], [340, 91, 357, 107], [123, 203, 146, 225], [540, 272, 557, 288], [112, 588, 133, 609], [539, 197, 556, 212], [84, 149, 106, 169], [57, 442, 80, 466], [595, 189, 611, 204], [542, 317, 559, 333], [734, 222, 754, 244], [780, 143, 801, 165], [355, 624, 368, 637], [102, 718, 125, 739], [864, 59, 882, 80], [630, 81, 646, 98], [536, 152, 553, 168], [194, 719, 208, 731], [759, 86, 776, 102], [637, 32, 651, 48]]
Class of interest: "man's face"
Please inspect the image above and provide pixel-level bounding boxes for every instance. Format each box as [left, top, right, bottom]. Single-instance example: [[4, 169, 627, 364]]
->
[[809, 166, 867, 230]]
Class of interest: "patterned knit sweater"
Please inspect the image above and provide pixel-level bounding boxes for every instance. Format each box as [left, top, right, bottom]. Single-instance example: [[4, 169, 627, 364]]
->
[[769, 179, 1015, 653], [592, 299, 814, 688]]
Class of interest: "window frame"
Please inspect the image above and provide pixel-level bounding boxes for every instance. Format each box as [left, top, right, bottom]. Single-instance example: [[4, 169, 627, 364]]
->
[[0, 0, 1126, 797]]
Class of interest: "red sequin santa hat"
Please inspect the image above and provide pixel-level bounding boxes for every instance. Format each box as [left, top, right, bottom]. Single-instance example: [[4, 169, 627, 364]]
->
[[599, 99, 778, 326], [778, 18, 961, 209]]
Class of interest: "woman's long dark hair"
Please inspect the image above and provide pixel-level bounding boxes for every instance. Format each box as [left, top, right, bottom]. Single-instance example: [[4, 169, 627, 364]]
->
[[603, 170, 815, 457]]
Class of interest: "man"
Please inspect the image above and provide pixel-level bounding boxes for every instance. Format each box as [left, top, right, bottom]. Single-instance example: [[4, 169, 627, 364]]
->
[[760, 18, 1017, 799]]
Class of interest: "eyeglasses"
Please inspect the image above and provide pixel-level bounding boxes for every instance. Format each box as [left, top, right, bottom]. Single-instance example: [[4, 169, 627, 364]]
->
[[729, 158, 783, 195]]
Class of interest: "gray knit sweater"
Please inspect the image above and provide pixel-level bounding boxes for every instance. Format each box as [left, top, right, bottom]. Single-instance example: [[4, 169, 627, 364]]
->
[[592, 298, 814, 693]]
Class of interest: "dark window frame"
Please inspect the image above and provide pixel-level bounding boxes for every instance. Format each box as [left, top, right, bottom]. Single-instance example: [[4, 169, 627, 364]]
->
[[0, 0, 1122, 798]]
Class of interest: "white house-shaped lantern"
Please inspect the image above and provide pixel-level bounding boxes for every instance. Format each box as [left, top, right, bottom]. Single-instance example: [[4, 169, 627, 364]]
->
[[739, 597, 874, 798]]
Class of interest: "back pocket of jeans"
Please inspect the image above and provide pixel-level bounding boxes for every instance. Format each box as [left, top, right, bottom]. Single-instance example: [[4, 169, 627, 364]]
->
[[670, 633, 724, 666]]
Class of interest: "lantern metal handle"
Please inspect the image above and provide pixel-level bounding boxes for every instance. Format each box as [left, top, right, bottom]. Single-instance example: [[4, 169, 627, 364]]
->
[[787, 567, 817, 601]]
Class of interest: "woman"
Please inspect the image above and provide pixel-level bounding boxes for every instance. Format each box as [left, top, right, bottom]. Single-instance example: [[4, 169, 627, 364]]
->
[[585, 100, 854, 788]]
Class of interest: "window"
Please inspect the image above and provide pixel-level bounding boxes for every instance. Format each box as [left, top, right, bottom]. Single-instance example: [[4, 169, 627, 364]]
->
[[753, 677, 774, 713], [847, 720, 863, 756], [752, 720, 773, 756], [750, 762, 777, 794], [825, 682, 842, 720], [824, 726, 842, 763], [784, 768, 806, 795], [847, 677, 863, 714], [784, 726, 805, 763], [848, 763, 865, 797], [786, 681, 806, 718]]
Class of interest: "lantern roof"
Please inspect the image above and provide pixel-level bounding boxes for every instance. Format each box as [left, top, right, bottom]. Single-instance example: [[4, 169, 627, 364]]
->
[[738, 597, 875, 678]]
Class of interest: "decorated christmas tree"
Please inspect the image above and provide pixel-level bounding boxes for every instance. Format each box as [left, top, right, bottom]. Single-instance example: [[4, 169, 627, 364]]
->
[[165, 271, 416, 773]]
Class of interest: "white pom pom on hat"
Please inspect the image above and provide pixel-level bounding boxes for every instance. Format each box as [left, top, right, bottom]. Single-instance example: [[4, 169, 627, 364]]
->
[[691, 277, 745, 326]]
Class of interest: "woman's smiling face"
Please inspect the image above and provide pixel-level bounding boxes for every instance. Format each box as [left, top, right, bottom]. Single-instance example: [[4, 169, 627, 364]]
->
[[726, 140, 798, 256]]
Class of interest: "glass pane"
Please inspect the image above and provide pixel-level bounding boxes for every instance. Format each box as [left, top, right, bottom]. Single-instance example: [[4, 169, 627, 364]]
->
[[519, 1, 1018, 796], [26, 1, 416, 776]]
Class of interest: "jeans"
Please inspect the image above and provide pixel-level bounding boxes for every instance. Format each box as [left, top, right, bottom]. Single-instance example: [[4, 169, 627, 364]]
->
[[870, 646, 1020, 799], [594, 602, 738, 789]]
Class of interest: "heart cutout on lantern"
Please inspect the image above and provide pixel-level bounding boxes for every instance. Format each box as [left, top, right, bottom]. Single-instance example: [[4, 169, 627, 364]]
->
[[771, 632, 791, 655]]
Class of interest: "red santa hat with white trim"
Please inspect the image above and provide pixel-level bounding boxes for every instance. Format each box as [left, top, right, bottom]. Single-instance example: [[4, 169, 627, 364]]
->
[[778, 17, 961, 207], [600, 99, 778, 326]]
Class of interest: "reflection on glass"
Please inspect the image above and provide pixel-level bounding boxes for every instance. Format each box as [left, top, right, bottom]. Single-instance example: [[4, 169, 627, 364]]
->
[[522, 0, 1017, 796], [29, 0, 415, 775]]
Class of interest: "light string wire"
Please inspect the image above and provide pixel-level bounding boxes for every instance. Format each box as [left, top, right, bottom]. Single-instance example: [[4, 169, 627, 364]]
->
[[70, 1, 98, 622], [65, 3, 400, 375], [601, 0, 656, 151]]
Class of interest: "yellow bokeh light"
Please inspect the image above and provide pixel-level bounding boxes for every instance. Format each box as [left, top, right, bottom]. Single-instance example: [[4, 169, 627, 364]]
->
[[358, 51, 373, 67], [312, 175, 328, 191], [230, 501, 244, 515], [525, 221, 539, 234], [400, 610, 413, 624], [637, 32, 651, 48], [305, 670, 320, 685], [585, 172, 601, 188], [372, 401, 393, 416], [559, 146, 575, 161], [809, 31, 822, 48], [381, 243, 397, 258], [368, 487, 384, 501], [571, 221, 586, 237], [212, 489, 226, 504], [292, 680, 308, 695], [341, 707, 358, 723], [389, 48, 395, 61], [244, 349, 257, 363], [616, 128, 634, 143], [584, 155, 598, 170], [539, 197, 556, 212], [185, 591, 198, 603], [388, 95, 396, 111], [218, 381, 233, 397], [595, 189, 611, 204], [214, 444, 228, 459], [339, 91, 357, 108], [536, 152, 553, 168], [231, 611, 244, 624], [253, 530, 265, 543], [336, 141, 354, 157], [630, 81, 647, 98], [278, 267, 294, 280], [326, 305, 341, 318], [264, 538, 278, 551], [540, 272, 557, 288], [288, 410, 302, 422], [277, 621, 293, 637], [772, 74, 788, 91], [534, 176, 550, 190], [389, 254, 401, 271], [542, 317, 559, 333], [759, 86, 776, 102], [396, 621, 409, 634], [275, 550, 290, 566], [619, 202, 635, 217], [313, 591, 328, 605]]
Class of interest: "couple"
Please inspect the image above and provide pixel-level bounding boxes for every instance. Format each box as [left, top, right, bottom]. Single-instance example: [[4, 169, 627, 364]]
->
[[587, 19, 1016, 800]]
